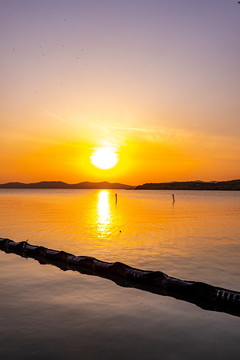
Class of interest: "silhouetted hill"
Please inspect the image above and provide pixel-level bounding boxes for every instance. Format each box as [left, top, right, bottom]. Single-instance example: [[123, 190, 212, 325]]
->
[[135, 180, 240, 190], [72, 181, 134, 189], [0, 181, 134, 189], [1, 180, 240, 190]]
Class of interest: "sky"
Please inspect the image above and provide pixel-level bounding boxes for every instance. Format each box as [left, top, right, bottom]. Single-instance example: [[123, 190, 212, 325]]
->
[[1, 0, 240, 185]]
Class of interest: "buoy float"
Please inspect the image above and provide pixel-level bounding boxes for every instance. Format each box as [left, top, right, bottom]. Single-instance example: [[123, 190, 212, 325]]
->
[[0, 237, 239, 317]]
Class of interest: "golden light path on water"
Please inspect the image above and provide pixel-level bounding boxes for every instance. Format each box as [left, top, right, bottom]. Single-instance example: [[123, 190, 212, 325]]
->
[[96, 190, 111, 236]]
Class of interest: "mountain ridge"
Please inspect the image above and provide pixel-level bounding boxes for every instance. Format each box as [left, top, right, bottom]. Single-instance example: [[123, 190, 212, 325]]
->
[[0, 181, 134, 189], [135, 179, 240, 190], [1, 179, 240, 190]]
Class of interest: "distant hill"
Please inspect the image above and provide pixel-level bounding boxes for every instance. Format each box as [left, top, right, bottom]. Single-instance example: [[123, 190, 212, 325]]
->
[[1, 180, 240, 190], [0, 181, 134, 190], [135, 180, 240, 190]]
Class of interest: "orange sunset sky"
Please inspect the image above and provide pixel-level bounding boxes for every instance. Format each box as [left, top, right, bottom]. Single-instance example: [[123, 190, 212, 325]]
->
[[1, 0, 240, 186]]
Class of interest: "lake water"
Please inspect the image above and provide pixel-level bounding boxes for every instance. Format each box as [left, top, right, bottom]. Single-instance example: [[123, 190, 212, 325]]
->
[[0, 189, 240, 359]]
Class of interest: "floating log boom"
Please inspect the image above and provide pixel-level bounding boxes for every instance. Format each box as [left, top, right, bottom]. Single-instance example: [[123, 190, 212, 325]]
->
[[0, 238, 239, 317]]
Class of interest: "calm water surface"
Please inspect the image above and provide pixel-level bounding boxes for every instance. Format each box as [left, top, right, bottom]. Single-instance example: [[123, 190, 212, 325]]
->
[[0, 189, 240, 359]]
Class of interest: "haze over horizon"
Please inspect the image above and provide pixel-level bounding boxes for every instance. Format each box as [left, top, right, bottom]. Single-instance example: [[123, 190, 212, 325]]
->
[[1, 0, 240, 186]]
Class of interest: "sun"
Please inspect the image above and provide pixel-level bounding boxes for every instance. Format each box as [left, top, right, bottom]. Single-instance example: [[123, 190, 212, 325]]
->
[[90, 147, 119, 170]]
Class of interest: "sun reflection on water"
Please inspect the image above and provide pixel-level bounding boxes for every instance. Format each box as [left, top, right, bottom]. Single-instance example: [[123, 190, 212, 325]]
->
[[97, 190, 111, 236]]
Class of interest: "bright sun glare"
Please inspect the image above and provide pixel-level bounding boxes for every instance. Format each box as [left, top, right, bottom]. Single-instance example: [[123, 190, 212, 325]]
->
[[90, 147, 119, 170]]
